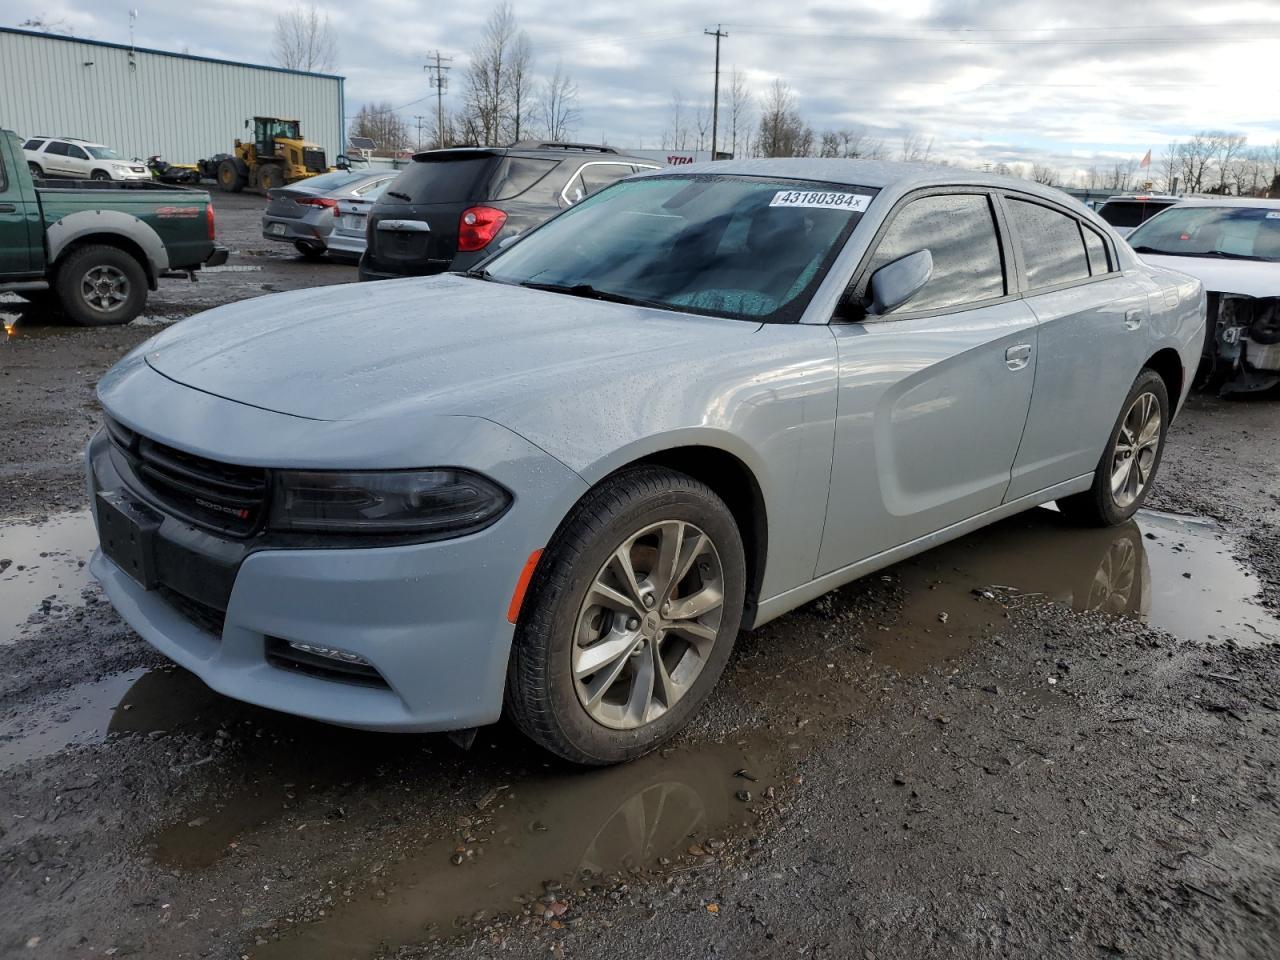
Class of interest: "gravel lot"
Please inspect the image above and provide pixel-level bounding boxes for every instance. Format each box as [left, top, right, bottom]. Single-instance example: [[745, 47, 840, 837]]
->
[[1, 192, 1277, 960]]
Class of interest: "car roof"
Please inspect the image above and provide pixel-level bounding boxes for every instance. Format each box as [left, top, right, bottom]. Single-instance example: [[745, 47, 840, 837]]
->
[[1101, 194, 1180, 202], [629, 157, 1081, 201], [31, 136, 109, 147], [408, 145, 658, 165], [1166, 196, 1280, 209]]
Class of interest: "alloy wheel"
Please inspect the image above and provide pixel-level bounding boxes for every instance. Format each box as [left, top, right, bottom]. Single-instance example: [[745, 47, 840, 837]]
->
[[80, 265, 130, 313], [1110, 392, 1161, 509], [572, 520, 724, 730]]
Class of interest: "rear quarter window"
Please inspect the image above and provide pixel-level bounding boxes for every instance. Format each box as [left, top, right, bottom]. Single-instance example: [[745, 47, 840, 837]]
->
[[23, 139, 45, 152], [1006, 198, 1090, 289], [386, 155, 497, 204], [491, 157, 559, 200]]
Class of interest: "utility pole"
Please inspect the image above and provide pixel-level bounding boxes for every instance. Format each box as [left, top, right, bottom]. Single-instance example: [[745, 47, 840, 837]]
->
[[424, 51, 453, 148], [413, 115, 428, 151], [704, 25, 728, 160]]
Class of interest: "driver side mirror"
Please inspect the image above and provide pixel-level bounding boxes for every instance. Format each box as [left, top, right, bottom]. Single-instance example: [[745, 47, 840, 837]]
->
[[334, 154, 351, 170], [868, 249, 933, 316]]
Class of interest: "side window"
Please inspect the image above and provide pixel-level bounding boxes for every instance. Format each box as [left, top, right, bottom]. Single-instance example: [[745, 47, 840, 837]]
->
[[561, 171, 587, 206], [23, 139, 45, 152], [864, 193, 1006, 314], [45, 141, 70, 156], [1082, 226, 1112, 275], [492, 157, 558, 200], [1006, 198, 1090, 289], [66, 144, 89, 161], [579, 163, 635, 195]]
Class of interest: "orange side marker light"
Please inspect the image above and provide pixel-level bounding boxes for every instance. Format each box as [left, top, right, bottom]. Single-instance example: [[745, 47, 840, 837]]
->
[[507, 549, 544, 624]]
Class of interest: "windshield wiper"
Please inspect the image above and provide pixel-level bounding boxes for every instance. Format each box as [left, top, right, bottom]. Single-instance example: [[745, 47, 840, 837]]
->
[[517, 280, 667, 309], [1131, 245, 1267, 261], [386, 190, 412, 201]]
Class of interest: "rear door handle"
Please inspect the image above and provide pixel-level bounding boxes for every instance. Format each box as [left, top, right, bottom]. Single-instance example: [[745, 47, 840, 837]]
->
[[1124, 308, 1144, 330], [0, 204, 16, 213], [1005, 343, 1032, 371]]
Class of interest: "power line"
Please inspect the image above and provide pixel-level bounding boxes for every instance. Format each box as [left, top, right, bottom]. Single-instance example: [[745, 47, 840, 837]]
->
[[425, 50, 453, 147]]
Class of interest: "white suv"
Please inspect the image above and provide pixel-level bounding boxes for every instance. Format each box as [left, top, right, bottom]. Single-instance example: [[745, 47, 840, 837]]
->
[[23, 136, 151, 182]]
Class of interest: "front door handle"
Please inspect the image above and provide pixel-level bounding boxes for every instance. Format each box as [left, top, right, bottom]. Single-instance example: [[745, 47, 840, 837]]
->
[[1005, 343, 1032, 371], [1124, 308, 1144, 330], [0, 204, 16, 213]]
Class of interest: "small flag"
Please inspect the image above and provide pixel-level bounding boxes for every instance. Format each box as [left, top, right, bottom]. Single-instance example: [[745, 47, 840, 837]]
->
[[1139, 149, 1152, 169]]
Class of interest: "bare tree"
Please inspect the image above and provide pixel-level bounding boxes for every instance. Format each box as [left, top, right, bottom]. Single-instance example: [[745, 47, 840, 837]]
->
[[1211, 134, 1248, 194], [1157, 142, 1180, 193], [350, 102, 410, 154], [461, 1, 533, 145], [18, 14, 77, 34], [538, 60, 581, 142], [271, 3, 337, 73], [725, 69, 752, 160], [899, 130, 934, 162], [1030, 163, 1058, 185], [756, 80, 812, 157], [663, 92, 691, 151], [1178, 133, 1220, 193]]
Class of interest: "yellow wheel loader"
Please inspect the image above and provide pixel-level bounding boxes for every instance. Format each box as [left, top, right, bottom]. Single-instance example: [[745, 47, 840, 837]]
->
[[201, 117, 330, 193]]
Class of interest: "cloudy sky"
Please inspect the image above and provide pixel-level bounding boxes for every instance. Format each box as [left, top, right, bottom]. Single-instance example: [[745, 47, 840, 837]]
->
[[10, 0, 1280, 179]]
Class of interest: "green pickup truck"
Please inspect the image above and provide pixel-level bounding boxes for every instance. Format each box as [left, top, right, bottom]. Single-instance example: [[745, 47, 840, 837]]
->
[[0, 129, 227, 326]]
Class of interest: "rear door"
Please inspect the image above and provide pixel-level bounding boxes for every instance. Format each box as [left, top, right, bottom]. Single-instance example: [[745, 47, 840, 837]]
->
[[41, 141, 72, 177], [818, 190, 1039, 575], [1002, 194, 1152, 500]]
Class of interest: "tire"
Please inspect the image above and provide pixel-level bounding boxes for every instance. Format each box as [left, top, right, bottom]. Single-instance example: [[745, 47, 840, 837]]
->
[[90, 169, 112, 182], [54, 245, 148, 327], [294, 241, 327, 261], [258, 164, 286, 191], [217, 158, 247, 192], [28, 163, 43, 179], [506, 466, 746, 765], [1057, 369, 1169, 527]]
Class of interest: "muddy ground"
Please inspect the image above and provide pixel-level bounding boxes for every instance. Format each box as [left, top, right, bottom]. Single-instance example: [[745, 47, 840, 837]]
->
[[0, 193, 1277, 959]]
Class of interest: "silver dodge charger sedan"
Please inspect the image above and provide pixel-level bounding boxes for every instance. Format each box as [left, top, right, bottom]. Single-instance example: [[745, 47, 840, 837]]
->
[[87, 159, 1204, 764]]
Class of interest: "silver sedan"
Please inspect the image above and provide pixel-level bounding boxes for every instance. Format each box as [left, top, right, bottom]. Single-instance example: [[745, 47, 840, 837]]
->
[[89, 160, 1204, 764], [262, 169, 397, 261]]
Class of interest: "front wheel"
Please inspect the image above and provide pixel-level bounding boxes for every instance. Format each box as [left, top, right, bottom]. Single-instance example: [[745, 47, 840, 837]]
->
[[90, 170, 112, 182], [28, 163, 43, 179], [1058, 369, 1169, 527], [506, 466, 746, 765]]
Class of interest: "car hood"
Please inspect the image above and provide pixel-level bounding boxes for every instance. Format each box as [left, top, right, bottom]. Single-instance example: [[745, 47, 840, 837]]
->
[[1137, 254, 1279, 298], [142, 274, 759, 422]]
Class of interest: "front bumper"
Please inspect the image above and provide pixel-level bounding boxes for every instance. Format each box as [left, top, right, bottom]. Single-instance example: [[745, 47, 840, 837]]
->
[[84, 370, 587, 732]]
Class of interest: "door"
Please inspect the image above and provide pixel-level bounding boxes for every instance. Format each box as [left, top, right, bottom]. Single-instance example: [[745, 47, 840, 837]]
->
[[63, 143, 92, 178], [0, 138, 38, 275], [41, 141, 71, 177], [817, 191, 1039, 576], [1000, 196, 1153, 500]]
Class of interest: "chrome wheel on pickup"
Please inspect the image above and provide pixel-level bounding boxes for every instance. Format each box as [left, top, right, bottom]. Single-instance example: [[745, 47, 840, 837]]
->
[[507, 466, 745, 765], [55, 244, 147, 326]]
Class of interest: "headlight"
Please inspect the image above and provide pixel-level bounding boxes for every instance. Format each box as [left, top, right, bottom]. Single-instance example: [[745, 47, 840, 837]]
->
[[269, 468, 511, 535]]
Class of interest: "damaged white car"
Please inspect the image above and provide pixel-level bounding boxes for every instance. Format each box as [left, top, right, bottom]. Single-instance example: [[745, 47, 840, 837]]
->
[[1128, 198, 1280, 393]]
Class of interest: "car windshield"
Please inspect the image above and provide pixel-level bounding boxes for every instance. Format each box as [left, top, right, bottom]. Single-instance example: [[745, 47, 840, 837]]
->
[[481, 175, 876, 323], [86, 146, 123, 160], [1128, 206, 1280, 262]]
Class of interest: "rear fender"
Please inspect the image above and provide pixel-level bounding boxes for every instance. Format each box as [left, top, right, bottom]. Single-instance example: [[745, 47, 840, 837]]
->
[[46, 210, 169, 282]]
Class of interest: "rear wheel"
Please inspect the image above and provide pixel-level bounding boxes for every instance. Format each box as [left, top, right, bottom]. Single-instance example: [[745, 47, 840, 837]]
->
[[258, 164, 286, 191], [1057, 369, 1168, 527], [217, 159, 247, 192], [54, 245, 147, 326], [294, 241, 327, 261], [506, 466, 746, 765]]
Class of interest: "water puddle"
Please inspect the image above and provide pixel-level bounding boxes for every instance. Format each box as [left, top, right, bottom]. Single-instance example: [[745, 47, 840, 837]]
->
[[0, 666, 224, 772], [0, 509, 98, 645], [250, 736, 777, 959]]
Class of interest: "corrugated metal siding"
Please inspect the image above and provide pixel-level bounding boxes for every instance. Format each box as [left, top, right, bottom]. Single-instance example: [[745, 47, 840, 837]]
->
[[0, 30, 342, 165]]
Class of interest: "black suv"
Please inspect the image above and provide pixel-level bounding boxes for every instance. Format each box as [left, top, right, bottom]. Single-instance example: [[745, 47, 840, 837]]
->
[[358, 142, 661, 281]]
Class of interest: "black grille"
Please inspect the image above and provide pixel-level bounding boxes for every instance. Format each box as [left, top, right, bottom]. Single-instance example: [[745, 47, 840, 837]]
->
[[158, 586, 227, 638], [107, 418, 268, 536]]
